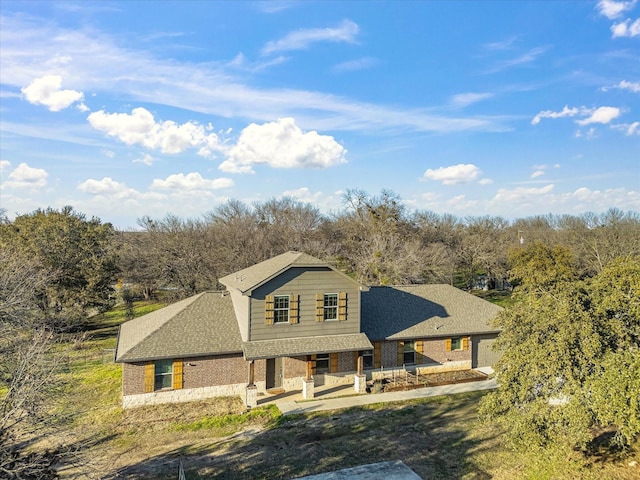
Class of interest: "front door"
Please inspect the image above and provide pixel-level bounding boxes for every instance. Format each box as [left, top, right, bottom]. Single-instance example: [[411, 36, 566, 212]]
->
[[266, 357, 283, 390]]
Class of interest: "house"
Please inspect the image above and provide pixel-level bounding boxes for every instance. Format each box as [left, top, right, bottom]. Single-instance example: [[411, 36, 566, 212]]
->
[[115, 251, 502, 409]]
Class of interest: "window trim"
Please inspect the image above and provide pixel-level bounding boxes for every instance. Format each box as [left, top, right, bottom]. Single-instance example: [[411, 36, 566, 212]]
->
[[323, 293, 338, 321], [315, 353, 330, 373], [362, 349, 374, 370], [154, 359, 174, 390], [403, 340, 416, 365], [450, 336, 463, 351], [273, 294, 290, 324]]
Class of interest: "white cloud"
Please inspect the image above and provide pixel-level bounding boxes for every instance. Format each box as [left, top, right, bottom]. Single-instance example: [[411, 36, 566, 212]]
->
[[0, 160, 10, 175], [87, 107, 222, 155], [133, 153, 155, 165], [4, 162, 48, 189], [612, 121, 640, 135], [532, 105, 621, 126], [486, 46, 550, 73], [78, 177, 127, 194], [101, 149, 115, 158], [422, 164, 482, 185], [450, 92, 494, 108], [531, 105, 583, 125], [489, 184, 640, 214], [530, 163, 560, 178], [563, 187, 640, 211], [597, 0, 637, 19], [220, 118, 347, 174], [227, 52, 289, 73], [1, 16, 508, 136], [77, 177, 168, 208], [446, 194, 478, 211], [478, 178, 494, 185], [575, 127, 598, 139], [611, 18, 640, 37], [150, 172, 234, 191], [493, 184, 555, 205], [21, 75, 84, 111], [576, 106, 621, 125], [255, 1, 298, 13], [603, 80, 640, 93], [281, 187, 324, 204], [261, 19, 359, 55], [332, 57, 378, 73]]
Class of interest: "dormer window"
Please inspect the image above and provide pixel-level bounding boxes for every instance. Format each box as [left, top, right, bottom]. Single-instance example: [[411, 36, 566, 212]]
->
[[316, 292, 348, 322], [323, 293, 338, 321], [273, 295, 290, 324], [265, 294, 299, 325]]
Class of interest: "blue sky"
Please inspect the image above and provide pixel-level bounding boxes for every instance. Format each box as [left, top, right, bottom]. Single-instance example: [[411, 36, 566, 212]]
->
[[1, 0, 639, 229]]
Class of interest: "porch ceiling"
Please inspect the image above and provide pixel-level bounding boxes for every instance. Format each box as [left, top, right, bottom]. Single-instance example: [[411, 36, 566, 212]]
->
[[243, 333, 373, 361]]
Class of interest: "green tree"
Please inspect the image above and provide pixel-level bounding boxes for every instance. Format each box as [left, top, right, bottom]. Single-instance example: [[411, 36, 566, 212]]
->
[[480, 244, 640, 449], [585, 349, 640, 446], [0, 207, 118, 329]]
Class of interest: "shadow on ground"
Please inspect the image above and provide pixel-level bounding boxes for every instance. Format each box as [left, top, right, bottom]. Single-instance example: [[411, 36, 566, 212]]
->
[[104, 391, 496, 480]]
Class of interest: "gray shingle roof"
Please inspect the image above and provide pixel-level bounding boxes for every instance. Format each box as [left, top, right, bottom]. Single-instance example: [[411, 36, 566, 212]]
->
[[115, 292, 242, 362], [219, 251, 325, 294], [243, 333, 373, 360], [361, 285, 503, 341], [219, 251, 367, 294]]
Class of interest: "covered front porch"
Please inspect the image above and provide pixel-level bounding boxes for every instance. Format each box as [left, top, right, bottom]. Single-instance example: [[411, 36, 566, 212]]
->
[[242, 333, 373, 408]]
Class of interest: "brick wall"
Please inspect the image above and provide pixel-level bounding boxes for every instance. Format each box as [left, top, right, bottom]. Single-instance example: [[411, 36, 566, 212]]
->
[[285, 356, 307, 377], [372, 337, 472, 371], [338, 351, 357, 372], [381, 341, 398, 368], [183, 354, 249, 389], [122, 362, 146, 395], [121, 354, 266, 397], [421, 337, 471, 364]]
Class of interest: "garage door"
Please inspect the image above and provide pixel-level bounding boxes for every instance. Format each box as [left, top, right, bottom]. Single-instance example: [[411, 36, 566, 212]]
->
[[472, 334, 501, 368]]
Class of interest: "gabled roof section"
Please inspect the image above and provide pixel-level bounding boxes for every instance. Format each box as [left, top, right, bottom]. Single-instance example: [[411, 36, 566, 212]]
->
[[115, 291, 242, 362], [219, 251, 366, 295], [361, 285, 503, 341]]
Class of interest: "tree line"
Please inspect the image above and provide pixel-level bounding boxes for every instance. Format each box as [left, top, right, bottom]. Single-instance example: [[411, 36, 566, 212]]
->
[[2, 191, 640, 318], [115, 189, 640, 302]]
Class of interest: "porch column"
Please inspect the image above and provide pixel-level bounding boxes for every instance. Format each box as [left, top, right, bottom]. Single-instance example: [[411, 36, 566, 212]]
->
[[248, 360, 255, 386], [303, 355, 315, 399], [245, 360, 257, 409], [354, 352, 366, 394], [305, 356, 313, 381]]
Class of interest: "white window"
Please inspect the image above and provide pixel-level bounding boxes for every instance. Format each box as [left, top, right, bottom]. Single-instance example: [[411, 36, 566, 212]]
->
[[324, 293, 338, 321], [274, 295, 290, 324], [154, 359, 173, 390]]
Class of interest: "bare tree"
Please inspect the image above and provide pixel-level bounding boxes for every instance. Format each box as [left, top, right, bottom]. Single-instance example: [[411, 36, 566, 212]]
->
[[136, 214, 219, 298], [0, 249, 65, 478]]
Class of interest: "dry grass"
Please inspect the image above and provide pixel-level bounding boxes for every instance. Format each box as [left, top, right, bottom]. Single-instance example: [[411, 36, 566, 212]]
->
[[54, 301, 639, 479], [67, 389, 639, 480]]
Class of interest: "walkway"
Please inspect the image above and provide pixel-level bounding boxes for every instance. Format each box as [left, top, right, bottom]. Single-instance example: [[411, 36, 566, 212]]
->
[[271, 372, 497, 415]]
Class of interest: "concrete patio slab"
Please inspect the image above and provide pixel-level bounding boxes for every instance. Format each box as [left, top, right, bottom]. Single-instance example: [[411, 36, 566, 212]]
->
[[293, 460, 422, 480]]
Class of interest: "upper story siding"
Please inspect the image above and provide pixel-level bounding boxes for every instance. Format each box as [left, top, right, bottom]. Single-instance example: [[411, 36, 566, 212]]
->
[[249, 267, 361, 341]]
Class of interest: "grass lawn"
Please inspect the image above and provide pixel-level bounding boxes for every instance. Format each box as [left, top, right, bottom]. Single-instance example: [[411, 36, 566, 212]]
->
[[52, 299, 639, 480], [470, 289, 517, 308]]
